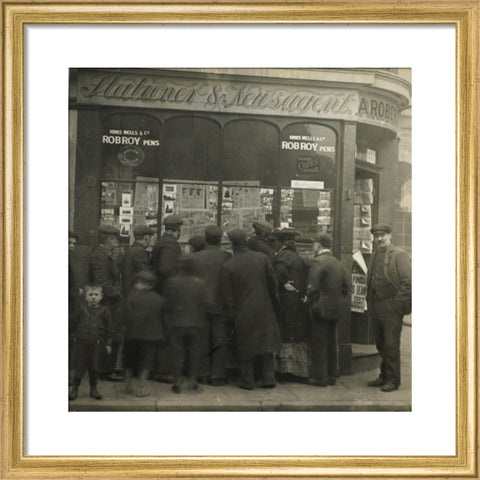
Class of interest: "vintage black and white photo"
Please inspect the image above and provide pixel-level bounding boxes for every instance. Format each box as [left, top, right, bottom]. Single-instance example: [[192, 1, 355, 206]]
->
[[68, 68, 412, 411]]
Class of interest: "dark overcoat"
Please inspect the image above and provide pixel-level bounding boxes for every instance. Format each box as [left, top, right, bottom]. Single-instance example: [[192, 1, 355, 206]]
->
[[151, 233, 182, 291], [191, 245, 232, 314], [164, 274, 209, 330], [247, 236, 275, 264], [122, 242, 152, 296], [221, 246, 280, 361], [274, 245, 309, 342], [366, 244, 411, 315], [125, 288, 165, 341], [308, 251, 350, 320], [88, 245, 124, 332]]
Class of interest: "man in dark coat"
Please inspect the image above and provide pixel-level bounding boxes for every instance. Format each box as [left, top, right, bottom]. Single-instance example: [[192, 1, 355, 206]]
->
[[247, 220, 276, 265], [221, 229, 281, 390], [150, 214, 183, 382], [307, 232, 350, 387], [366, 223, 411, 392], [151, 214, 183, 293], [88, 225, 124, 380], [191, 225, 232, 386], [122, 225, 155, 296]]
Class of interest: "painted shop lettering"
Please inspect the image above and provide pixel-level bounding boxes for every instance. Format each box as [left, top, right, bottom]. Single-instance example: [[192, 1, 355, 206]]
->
[[281, 141, 335, 152], [359, 97, 397, 123], [82, 76, 198, 103], [102, 135, 160, 146]]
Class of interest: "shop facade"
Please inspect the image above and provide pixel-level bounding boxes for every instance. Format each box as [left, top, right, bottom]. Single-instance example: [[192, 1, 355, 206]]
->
[[69, 68, 411, 373]]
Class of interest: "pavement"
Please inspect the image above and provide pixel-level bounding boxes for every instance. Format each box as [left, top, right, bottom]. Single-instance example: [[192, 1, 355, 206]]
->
[[69, 324, 411, 412]]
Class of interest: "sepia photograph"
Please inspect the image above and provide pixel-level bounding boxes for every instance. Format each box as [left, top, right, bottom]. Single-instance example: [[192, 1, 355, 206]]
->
[[68, 67, 412, 412]]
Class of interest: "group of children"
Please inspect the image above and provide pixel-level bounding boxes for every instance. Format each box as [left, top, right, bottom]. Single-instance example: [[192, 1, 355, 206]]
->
[[69, 259, 208, 401]]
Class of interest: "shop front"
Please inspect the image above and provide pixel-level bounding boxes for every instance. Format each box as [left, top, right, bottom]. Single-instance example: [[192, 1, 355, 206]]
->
[[69, 68, 411, 373]]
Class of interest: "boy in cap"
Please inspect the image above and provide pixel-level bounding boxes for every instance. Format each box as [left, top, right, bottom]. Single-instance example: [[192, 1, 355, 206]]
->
[[122, 224, 155, 297], [191, 225, 232, 386], [366, 223, 411, 392], [222, 229, 280, 390], [247, 220, 275, 265], [88, 225, 125, 380], [124, 270, 165, 397], [307, 233, 350, 387], [164, 256, 209, 393], [69, 284, 113, 401]]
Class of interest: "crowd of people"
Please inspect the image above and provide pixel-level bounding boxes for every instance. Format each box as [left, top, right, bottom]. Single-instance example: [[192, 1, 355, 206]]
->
[[68, 215, 411, 401]]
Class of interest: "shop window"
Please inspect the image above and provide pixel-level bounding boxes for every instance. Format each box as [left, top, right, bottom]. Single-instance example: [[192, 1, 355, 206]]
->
[[163, 116, 221, 181], [223, 120, 279, 185], [279, 123, 337, 189], [99, 178, 160, 248], [102, 113, 161, 180]]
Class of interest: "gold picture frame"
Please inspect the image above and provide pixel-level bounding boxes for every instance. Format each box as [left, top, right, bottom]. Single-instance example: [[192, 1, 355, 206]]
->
[[1, 1, 478, 478]]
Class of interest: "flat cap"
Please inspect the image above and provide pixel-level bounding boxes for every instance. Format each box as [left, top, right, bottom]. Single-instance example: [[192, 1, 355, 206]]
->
[[253, 220, 273, 233], [134, 225, 155, 236], [188, 235, 206, 252], [204, 225, 223, 241], [272, 227, 299, 241], [68, 231, 78, 240], [371, 223, 392, 234], [136, 270, 158, 284], [163, 214, 183, 227], [227, 229, 248, 245], [313, 232, 333, 248], [98, 224, 120, 236]]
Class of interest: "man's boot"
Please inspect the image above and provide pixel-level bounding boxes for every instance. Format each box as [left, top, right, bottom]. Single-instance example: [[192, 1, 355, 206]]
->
[[89, 386, 102, 400]]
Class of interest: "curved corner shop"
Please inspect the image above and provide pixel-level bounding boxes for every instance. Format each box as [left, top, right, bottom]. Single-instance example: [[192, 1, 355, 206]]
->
[[69, 68, 411, 373]]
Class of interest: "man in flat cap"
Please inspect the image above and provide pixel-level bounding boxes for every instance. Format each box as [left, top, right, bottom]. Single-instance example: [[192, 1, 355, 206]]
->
[[366, 223, 411, 392], [221, 229, 280, 390], [247, 220, 276, 265], [150, 214, 183, 382], [307, 232, 350, 387], [191, 225, 232, 386], [88, 224, 125, 380], [122, 225, 155, 297], [151, 214, 183, 293]]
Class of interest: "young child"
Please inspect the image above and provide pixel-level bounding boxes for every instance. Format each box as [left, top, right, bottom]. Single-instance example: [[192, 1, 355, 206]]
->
[[124, 271, 165, 397], [69, 285, 113, 401], [164, 256, 209, 393]]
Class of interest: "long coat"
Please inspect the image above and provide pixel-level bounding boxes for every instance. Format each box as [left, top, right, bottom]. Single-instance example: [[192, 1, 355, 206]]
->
[[366, 244, 411, 315], [191, 245, 232, 314], [164, 273, 209, 330], [151, 233, 182, 292], [274, 244, 309, 342], [307, 251, 350, 320], [122, 242, 152, 296], [221, 246, 280, 361], [125, 287, 165, 341]]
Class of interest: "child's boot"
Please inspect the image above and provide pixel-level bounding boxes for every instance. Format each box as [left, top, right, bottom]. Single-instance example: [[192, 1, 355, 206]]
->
[[68, 385, 78, 401], [69, 378, 81, 400]]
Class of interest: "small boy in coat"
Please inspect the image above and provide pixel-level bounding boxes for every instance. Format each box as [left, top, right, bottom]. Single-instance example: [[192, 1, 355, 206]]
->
[[124, 271, 165, 397], [164, 256, 209, 393], [69, 285, 113, 401]]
